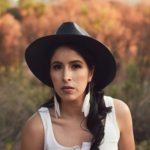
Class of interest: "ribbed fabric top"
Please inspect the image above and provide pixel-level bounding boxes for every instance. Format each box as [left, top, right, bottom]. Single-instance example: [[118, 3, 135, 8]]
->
[[38, 96, 120, 150]]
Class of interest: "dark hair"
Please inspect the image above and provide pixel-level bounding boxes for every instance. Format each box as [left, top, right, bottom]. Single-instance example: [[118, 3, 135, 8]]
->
[[41, 44, 112, 150]]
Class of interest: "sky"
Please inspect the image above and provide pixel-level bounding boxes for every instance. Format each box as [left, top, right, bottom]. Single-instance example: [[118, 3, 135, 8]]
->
[[8, 0, 145, 7]]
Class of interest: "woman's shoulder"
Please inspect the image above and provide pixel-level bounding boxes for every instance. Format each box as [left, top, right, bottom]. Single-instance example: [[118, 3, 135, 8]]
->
[[24, 112, 43, 132], [111, 100, 135, 149], [104, 96, 130, 112], [112, 98, 133, 132], [21, 112, 44, 150], [113, 98, 131, 116]]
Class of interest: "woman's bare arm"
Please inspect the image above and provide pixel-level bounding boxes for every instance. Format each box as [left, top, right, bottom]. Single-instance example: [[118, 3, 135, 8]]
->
[[20, 113, 44, 150], [114, 99, 135, 150]]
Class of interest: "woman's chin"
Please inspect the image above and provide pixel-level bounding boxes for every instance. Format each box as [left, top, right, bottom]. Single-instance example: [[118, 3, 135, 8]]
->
[[60, 95, 79, 102]]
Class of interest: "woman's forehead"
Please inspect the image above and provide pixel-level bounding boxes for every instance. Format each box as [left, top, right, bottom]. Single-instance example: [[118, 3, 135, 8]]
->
[[51, 46, 85, 61]]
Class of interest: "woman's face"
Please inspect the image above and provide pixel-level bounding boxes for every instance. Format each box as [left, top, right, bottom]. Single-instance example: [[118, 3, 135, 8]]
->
[[50, 46, 94, 102]]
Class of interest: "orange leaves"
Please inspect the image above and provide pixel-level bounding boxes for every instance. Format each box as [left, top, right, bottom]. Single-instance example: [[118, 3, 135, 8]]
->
[[0, 0, 150, 69], [0, 14, 21, 68]]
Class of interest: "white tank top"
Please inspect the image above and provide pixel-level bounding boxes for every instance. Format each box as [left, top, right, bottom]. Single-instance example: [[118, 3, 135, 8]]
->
[[38, 96, 120, 150]]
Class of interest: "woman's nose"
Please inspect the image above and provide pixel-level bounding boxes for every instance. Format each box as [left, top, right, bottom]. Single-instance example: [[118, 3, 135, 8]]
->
[[62, 68, 71, 82]]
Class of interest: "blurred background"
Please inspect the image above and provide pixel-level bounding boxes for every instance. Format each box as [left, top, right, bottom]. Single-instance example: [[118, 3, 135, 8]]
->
[[0, 0, 150, 150]]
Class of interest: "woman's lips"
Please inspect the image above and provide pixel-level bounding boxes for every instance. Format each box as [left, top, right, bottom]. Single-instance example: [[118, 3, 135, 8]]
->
[[61, 86, 74, 93]]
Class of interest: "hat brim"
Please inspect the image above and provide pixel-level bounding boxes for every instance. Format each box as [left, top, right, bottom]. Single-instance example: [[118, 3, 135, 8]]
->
[[25, 34, 116, 91]]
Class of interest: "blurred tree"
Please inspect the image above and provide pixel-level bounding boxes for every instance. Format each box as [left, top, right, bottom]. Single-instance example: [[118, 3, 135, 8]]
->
[[19, 0, 46, 17], [18, 0, 33, 9], [0, 0, 10, 15], [0, 14, 22, 69], [6, 8, 22, 21], [136, 5, 150, 82]]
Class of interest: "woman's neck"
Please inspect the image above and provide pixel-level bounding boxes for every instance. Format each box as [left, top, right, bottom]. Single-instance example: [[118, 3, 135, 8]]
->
[[60, 98, 85, 119]]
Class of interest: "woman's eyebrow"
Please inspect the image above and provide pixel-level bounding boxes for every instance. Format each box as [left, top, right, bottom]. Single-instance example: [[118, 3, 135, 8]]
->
[[51, 61, 62, 65], [51, 60, 83, 65], [69, 60, 83, 64]]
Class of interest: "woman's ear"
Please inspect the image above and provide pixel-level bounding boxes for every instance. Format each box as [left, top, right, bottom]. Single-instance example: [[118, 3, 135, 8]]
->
[[88, 66, 95, 82]]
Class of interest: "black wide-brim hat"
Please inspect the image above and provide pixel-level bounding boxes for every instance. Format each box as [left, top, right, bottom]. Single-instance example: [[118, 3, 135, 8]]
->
[[25, 22, 116, 91]]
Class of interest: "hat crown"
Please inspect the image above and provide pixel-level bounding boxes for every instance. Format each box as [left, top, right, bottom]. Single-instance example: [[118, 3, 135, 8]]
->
[[55, 22, 90, 36]]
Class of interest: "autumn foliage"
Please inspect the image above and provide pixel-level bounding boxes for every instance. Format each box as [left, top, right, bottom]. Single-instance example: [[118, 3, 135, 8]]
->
[[0, 0, 150, 149], [0, 0, 149, 68]]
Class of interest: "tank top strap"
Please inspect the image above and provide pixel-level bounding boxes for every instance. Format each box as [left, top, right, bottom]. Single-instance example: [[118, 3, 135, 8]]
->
[[98, 96, 120, 150], [103, 96, 120, 136], [104, 96, 113, 107], [38, 107, 53, 150]]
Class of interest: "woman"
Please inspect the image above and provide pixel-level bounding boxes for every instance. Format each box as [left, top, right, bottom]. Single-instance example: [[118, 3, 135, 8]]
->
[[21, 22, 135, 150]]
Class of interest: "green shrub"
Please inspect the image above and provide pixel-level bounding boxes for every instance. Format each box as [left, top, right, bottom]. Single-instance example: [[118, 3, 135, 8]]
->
[[0, 65, 52, 149], [105, 60, 150, 144]]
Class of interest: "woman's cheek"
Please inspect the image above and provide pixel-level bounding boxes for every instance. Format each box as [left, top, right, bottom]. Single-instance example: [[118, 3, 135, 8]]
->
[[75, 70, 89, 80], [50, 72, 58, 84]]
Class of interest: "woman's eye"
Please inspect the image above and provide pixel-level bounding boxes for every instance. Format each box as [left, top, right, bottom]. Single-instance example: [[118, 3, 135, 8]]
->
[[72, 64, 81, 69], [53, 65, 62, 70]]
